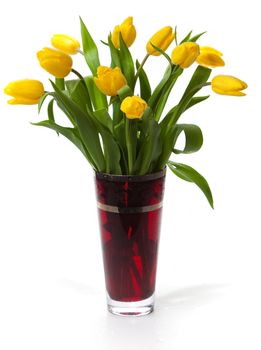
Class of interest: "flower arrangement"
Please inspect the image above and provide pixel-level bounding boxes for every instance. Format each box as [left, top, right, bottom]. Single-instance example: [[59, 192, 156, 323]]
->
[[4, 17, 247, 209]]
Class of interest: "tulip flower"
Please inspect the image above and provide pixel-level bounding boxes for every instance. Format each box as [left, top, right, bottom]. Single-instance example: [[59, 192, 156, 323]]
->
[[211, 75, 248, 96], [37, 48, 72, 78], [171, 42, 200, 68], [120, 96, 147, 119], [146, 26, 175, 56], [51, 34, 80, 55], [112, 17, 136, 49], [4, 79, 44, 105], [196, 46, 225, 68], [94, 66, 127, 96]]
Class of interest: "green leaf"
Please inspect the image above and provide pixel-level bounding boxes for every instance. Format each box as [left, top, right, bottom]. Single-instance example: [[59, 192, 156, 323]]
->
[[154, 67, 183, 122], [31, 120, 95, 165], [173, 124, 203, 154], [182, 65, 211, 98], [159, 95, 209, 134], [179, 30, 192, 44], [136, 60, 151, 101], [168, 161, 214, 208], [88, 111, 121, 174], [112, 99, 124, 130], [50, 81, 105, 172], [108, 34, 121, 69], [125, 118, 138, 174], [113, 118, 128, 173], [190, 31, 207, 42], [185, 95, 210, 110], [162, 66, 211, 129], [47, 99, 55, 123], [66, 79, 92, 112], [38, 93, 49, 113], [157, 124, 178, 169], [80, 17, 100, 75], [119, 34, 135, 90], [134, 118, 162, 175], [93, 108, 113, 133], [85, 76, 108, 110], [148, 64, 172, 109], [149, 42, 172, 64]]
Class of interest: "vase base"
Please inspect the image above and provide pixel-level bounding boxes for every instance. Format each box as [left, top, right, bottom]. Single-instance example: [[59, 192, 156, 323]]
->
[[107, 294, 154, 317]]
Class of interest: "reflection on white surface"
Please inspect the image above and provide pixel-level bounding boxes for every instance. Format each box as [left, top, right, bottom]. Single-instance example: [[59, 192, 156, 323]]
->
[[58, 280, 227, 349]]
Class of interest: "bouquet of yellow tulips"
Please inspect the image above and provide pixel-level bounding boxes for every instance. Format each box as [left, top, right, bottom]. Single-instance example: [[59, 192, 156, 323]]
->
[[4, 17, 247, 208]]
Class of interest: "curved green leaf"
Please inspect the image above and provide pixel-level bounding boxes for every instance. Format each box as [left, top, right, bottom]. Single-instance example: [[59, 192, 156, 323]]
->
[[149, 42, 172, 64], [173, 124, 203, 154], [38, 93, 49, 113], [185, 95, 210, 110], [168, 161, 214, 208], [31, 120, 95, 165]]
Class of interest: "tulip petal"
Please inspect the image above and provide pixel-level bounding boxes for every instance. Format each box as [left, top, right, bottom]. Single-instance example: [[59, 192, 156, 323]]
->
[[196, 53, 225, 68], [7, 97, 40, 105], [200, 46, 223, 56]]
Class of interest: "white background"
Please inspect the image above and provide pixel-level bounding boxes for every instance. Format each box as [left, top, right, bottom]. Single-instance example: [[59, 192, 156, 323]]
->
[[0, 0, 260, 349]]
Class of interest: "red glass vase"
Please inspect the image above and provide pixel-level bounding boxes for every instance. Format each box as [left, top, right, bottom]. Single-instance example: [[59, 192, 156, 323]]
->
[[95, 168, 166, 316]]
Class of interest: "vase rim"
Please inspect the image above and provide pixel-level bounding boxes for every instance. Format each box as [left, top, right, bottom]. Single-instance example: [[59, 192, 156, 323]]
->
[[95, 167, 166, 182]]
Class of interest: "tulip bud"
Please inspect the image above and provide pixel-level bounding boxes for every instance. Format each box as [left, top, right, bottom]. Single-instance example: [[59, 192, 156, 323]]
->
[[94, 66, 127, 96], [146, 26, 175, 56], [171, 42, 200, 68], [196, 46, 225, 68], [120, 96, 147, 119], [211, 75, 248, 96], [112, 17, 136, 49], [4, 79, 44, 105], [51, 34, 80, 55], [37, 48, 72, 78]]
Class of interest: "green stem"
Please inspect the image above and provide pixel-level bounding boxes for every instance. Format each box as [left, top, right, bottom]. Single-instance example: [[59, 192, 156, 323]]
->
[[55, 78, 65, 90], [125, 118, 137, 175], [134, 53, 150, 86]]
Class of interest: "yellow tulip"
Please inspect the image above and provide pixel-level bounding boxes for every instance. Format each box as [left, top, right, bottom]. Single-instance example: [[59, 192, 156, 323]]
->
[[146, 26, 175, 56], [51, 34, 80, 55], [4, 79, 44, 105], [171, 42, 200, 68], [196, 46, 225, 68], [94, 66, 127, 96], [211, 75, 248, 96], [37, 48, 72, 78], [112, 16, 136, 49], [120, 96, 147, 119]]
